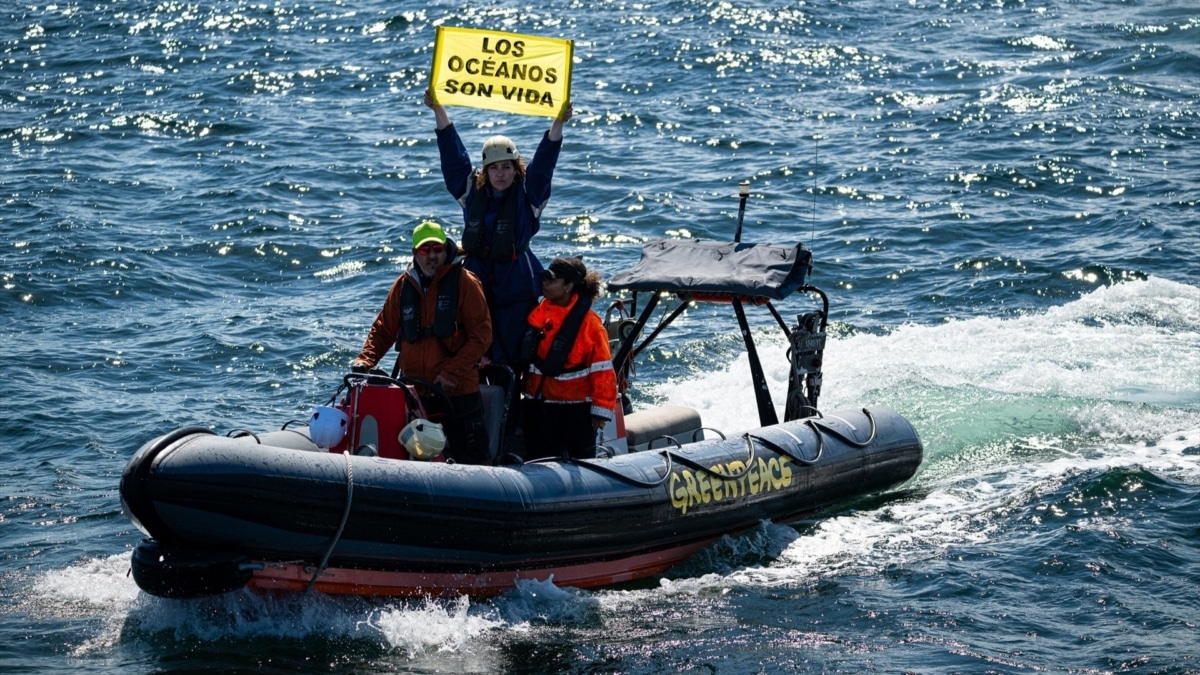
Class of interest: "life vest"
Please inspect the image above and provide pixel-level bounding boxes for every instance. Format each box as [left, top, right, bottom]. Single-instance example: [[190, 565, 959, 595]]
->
[[462, 180, 521, 262], [530, 292, 592, 377], [524, 294, 618, 416], [398, 264, 462, 346]]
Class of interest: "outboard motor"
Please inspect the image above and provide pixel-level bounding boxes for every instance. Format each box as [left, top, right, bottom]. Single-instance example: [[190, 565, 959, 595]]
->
[[785, 311, 826, 421]]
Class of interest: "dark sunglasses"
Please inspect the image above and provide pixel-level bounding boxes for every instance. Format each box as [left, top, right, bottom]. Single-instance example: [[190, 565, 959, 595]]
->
[[416, 243, 445, 255]]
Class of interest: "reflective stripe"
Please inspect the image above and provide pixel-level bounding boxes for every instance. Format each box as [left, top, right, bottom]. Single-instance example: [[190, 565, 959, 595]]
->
[[529, 360, 611, 381], [551, 369, 590, 382]]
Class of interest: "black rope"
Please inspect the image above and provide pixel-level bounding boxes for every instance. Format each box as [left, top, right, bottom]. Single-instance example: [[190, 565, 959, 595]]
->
[[808, 408, 878, 448], [666, 437, 759, 481], [748, 428, 823, 466], [566, 449, 676, 488], [305, 451, 354, 594], [566, 433, 757, 487], [226, 429, 261, 442]]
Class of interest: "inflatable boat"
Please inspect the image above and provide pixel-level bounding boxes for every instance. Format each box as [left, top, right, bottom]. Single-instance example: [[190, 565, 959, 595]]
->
[[120, 193, 923, 599]]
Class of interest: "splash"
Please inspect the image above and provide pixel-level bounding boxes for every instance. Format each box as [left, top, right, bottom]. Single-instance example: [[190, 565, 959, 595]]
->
[[493, 577, 603, 628], [369, 595, 502, 657], [30, 553, 141, 610]]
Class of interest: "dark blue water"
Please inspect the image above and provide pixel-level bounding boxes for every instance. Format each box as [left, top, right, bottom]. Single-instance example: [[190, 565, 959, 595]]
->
[[3, 0, 1199, 672]]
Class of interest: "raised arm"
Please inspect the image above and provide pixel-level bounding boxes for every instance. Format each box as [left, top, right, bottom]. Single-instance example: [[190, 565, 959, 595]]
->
[[425, 89, 474, 201], [548, 101, 574, 142], [424, 89, 451, 130]]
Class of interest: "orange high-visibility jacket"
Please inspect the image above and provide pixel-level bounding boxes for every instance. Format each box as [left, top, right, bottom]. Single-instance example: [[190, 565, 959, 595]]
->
[[524, 294, 617, 420]]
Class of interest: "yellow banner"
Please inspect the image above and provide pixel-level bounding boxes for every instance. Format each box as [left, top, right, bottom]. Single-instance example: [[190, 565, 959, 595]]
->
[[430, 26, 573, 118]]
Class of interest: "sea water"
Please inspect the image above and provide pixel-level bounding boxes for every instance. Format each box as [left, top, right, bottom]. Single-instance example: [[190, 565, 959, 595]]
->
[[3, 0, 1199, 672]]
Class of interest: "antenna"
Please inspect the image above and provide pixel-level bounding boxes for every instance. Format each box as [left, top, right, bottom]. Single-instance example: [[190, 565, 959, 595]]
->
[[810, 136, 820, 246]]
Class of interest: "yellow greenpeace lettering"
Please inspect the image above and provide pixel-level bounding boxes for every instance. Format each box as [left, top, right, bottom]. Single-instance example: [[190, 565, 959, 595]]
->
[[669, 456, 795, 515], [430, 26, 573, 118]]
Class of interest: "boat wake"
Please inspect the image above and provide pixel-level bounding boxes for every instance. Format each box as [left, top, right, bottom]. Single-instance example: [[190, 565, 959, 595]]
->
[[643, 275, 1200, 596]]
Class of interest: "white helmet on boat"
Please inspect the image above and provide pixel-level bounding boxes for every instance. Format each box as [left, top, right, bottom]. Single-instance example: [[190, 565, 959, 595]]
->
[[481, 135, 519, 168], [399, 418, 446, 460], [308, 406, 349, 448]]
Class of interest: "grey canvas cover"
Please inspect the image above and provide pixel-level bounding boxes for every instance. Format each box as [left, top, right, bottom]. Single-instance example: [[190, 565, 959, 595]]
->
[[607, 239, 812, 301]]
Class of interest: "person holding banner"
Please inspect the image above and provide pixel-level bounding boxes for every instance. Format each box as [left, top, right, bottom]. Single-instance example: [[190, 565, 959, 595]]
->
[[423, 89, 573, 369]]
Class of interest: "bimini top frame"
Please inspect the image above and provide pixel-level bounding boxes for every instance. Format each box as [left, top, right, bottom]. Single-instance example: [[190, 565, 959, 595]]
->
[[607, 237, 828, 428]]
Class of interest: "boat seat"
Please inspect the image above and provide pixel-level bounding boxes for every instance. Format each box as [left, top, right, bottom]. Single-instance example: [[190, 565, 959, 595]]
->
[[624, 405, 704, 452], [478, 363, 516, 461], [480, 383, 507, 461], [251, 428, 326, 452]]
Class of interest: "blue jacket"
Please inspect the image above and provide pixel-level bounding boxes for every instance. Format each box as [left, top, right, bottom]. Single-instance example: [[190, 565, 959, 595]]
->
[[435, 124, 562, 309]]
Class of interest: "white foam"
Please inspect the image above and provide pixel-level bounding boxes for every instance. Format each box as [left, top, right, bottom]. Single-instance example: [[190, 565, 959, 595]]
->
[[654, 276, 1200, 437], [28, 554, 502, 657], [31, 553, 141, 609], [369, 595, 502, 657], [601, 423, 1200, 598], [32, 556, 609, 660], [769, 423, 1200, 580], [833, 277, 1200, 406], [635, 278, 1200, 592]]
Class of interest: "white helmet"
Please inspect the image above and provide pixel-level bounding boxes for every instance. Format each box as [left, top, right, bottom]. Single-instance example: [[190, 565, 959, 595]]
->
[[308, 406, 349, 448], [399, 418, 446, 460], [481, 135, 519, 168]]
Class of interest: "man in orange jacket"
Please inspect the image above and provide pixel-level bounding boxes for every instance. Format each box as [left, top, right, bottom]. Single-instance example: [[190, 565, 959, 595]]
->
[[351, 221, 493, 464], [521, 257, 617, 460]]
